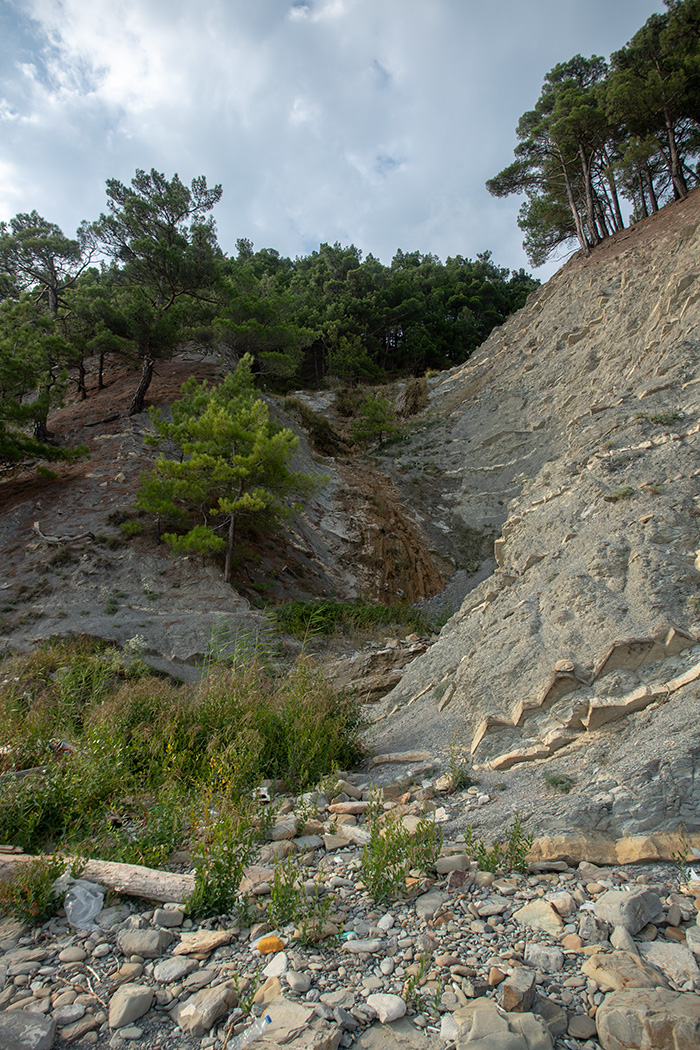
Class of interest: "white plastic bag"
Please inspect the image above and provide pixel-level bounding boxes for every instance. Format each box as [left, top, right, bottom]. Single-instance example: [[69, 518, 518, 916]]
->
[[64, 879, 105, 930]]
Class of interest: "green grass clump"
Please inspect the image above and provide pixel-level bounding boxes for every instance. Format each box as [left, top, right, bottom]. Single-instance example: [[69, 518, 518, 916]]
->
[[0, 638, 366, 859], [605, 485, 635, 503], [0, 855, 66, 925], [270, 598, 430, 639], [544, 771, 575, 794]]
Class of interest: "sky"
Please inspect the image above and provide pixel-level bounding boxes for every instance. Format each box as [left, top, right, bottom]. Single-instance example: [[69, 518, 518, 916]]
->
[[0, 0, 665, 281]]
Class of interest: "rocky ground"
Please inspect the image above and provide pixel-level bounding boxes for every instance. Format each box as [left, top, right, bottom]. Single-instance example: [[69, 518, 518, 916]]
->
[[2, 769, 700, 1050]]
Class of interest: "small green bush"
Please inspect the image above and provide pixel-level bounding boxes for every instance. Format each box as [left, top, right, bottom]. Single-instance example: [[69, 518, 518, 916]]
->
[[0, 854, 66, 925], [544, 771, 575, 794], [605, 485, 635, 503], [361, 793, 442, 901], [464, 813, 533, 874]]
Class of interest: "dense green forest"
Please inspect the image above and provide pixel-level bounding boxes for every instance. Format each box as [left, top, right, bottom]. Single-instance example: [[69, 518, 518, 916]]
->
[[488, 0, 700, 264], [0, 169, 537, 465]]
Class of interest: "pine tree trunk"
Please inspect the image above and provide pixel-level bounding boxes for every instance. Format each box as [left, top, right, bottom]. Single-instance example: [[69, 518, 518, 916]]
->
[[644, 165, 659, 212], [224, 511, 236, 583], [638, 173, 649, 218], [559, 151, 590, 255], [665, 114, 688, 200], [129, 355, 155, 416]]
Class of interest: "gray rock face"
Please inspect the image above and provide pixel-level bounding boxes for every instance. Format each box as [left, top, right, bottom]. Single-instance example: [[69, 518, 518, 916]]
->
[[370, 192, 700, 843], [593, 887, 664, 934]]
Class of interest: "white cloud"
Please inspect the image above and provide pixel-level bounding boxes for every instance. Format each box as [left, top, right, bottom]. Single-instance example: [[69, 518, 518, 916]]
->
[[0, 0, 666, 277]]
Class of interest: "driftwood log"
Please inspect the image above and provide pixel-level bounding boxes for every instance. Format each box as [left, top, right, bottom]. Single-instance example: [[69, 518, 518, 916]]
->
[[0, 849, 195, 904]]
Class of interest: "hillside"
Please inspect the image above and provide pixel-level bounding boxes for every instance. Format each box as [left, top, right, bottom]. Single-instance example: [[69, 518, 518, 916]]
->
[[2, 189, 700, 853], [368, 187, 700, 847]]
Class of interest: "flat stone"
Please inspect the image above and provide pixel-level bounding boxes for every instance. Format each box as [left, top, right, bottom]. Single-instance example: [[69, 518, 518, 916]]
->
[[264, 996, 315, 1043], [254, 976, 283, 1005], [173, 929, 233, 955], [152, 906, 184, 928], [266, 816, 299, 841], [285, 971, 312, 993], [581, 950, 669, 990], [58, 947, 86, 964], [512, 899, 564, 937], [567, 1014, 597, 1039], [263, 951, 288, 977], [323, 834, 352, 851], [596, 988, 700, 1050], [366, 993, 407, 1023], [173, 982, 237, 1036], [52, 1003, 86, 1026], [638, 941, 700, 985], [116, 929, 174, 959], [593, 888, 663, 934], [152, 956, 198, 983], [415, 890, 447, 921], [108, 983, 154, 1029], [501, 967, 536, 1012], [0, 1011, 56, 1050], [523, 944, 564, 972], [435, 854, 469, 874], [342, 938, 383, 954]]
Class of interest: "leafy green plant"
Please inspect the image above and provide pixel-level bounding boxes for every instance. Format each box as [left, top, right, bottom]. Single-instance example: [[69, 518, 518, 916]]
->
[[104, 596, 118, 615], [648, 411, 681, 425], [269, 598, 429, 639], [447, 735, 473, 791], [361, 792, 442, 901], [268, 855, 335, 944], [187, 805, 257, 919], [120, 520, 142, 538], [604, 485, 635, 502], [464, 813, 533, 874], [0, 854, 66, 924], [544, 771, 575, 794]]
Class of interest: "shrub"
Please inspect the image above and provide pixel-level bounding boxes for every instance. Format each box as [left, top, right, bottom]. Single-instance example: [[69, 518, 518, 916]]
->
[[361, 793, 442, 901], [544, 771, 574, 794], [0, 854, 66, 924], [269, 598, 429, 639], [463, 813, 533, 874]]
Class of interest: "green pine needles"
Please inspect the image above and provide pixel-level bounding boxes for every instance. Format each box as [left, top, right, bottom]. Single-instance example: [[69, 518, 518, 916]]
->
[[137, 354, 322, 581]]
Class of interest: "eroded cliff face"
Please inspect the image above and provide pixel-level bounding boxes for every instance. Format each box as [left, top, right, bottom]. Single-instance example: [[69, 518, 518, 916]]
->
[[370, 189, 700, 837]]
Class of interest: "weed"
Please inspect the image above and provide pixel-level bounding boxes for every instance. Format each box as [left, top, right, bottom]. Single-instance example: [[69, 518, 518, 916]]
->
[[361, 791, 442, 901], [672, 831, 696, 888], [544, 771, 575, 794], [187, 805, 257, 919], [270, 598, 430, 639], [0, 854, 66, 924], [104, 597, 118, 615], [648, 411, 681, 426], [36, 466, 59, 480], [447, 735, 473, 792], [47, 547, 78, 570], [120, 520, 142, 538], [464, 812, 533, 874], [604, 486, 635, 502], [268, 855, 335, 944]]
